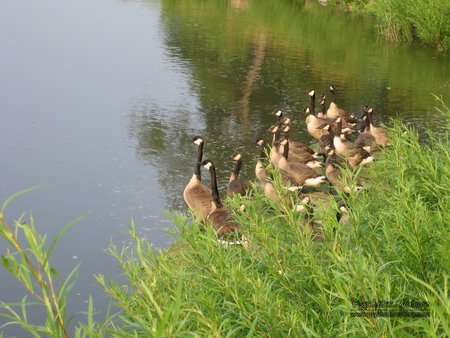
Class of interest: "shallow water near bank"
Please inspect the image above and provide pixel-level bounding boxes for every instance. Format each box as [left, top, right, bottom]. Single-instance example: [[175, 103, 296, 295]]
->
[[0, 0, 449, 334]]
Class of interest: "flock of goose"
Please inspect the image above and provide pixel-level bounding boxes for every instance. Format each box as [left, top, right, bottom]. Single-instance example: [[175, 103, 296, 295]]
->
[[183, 85, 388, 244]]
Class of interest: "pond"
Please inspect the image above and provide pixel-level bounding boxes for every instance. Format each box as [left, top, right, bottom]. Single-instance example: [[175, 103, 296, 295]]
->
[[0, 0, 449, 334]]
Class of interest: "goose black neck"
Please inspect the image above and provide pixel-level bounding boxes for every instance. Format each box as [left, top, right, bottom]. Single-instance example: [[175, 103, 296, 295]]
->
[[328, 125, 335, 139], [309, 93, 316, 115], [282, 141, 290, 160], [367, 111, 375, 126], [232, 159, 243, 177], [272, 128, 282, 147], [336, 120, 342, 135], [364, 116, 371, 131], [320, 99, 326, 115], [277, 114, 283, 128], [357, 111, 369, 133], [258, 146, 266, 161], [194, 142, 204, 180], [208, 163, 223, 209], [330, 87, 336, 103]]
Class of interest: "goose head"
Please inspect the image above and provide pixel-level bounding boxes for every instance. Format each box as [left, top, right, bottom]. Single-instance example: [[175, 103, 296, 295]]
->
[[255, 138, 266, 148], [231, 153, 242, 161], [192, 135, 204, 145], [282, 117, 291, 125], [201, 159, 214, 171], [273, 110, 282, 118], [269, 125, 279, 133]]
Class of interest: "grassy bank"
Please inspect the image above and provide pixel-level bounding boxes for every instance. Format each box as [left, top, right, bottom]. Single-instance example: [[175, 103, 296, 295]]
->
[[96, 122, 449, 336], [328, 0, 450, 52], [1, 104, 449, 336]]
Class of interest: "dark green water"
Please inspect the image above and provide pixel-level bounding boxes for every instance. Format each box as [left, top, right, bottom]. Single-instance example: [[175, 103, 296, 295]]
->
[[137, 0, 449, 205], [0, 0, 448, 334]]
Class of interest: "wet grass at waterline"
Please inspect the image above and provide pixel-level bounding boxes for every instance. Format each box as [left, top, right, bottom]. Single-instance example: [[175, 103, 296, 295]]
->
[[1, 116, 449, 336]]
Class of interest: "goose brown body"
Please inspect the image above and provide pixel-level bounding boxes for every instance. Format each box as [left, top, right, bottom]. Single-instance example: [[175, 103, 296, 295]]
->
[[305, 90, 335, 140], [183, 136, 212, 221], [367, 107, 389, 146], [202, 159, 242, 240], [332, 118, 373, 167], [326, 85, 357, 124], [277, 139, 326, 186], [255, 139, 300, 205], [354, 115, 376, 151], [280, 126, 322, 168]]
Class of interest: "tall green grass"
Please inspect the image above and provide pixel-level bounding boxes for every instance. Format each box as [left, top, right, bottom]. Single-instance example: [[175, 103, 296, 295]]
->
[[95, 113, 449, 335], [1, 102, 449, 336], [330, 0, 450, 51], [0, 189, 84, 337]]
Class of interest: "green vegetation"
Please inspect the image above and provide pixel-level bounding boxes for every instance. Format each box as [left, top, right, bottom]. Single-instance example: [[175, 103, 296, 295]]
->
[[1, 98, 449, 336], [0, 189, 85, 337], [330, 0, 450, 51], [96, 105, 450, 336]]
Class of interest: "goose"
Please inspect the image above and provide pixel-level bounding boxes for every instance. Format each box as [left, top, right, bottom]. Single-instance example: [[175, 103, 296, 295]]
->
[[227, 153, 249, 196], [317, 124, 333, 152], [255, 138, 269, 182], [305, 106, 331, 141], [325, 149, 345, 191], [332, 118, 363, 155], [305, 90, 338, 140], [295, 196, 323, 240], [332, 118, 353, 156], [325, 149, 362, 192], [201, 159, 243, 243], [255, 139, 286, 207], [318, 94, 327, 118], [322, 89, 357, 135], [356, 106, 369, 134], [256, 138, 302, 192], [348, 149, 374, 168], [281, 118, 317, 155], [183, 136, 212, 221], [280, 126, 323, 168], [336, 204, 350, 226], [354, 111, 376, 152], [326, 85, 357, 124], [269, 124, 285, 166], [366, 107, 389, 146], [332, 118, 373, 168], [277, 139, 327, 187], [273, 109, 283, 124], [281, 117, 321, 159]]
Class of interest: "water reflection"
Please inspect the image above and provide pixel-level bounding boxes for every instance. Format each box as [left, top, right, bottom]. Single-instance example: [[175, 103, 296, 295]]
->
[[128, 103, 204, 212], [128, 0, 449, 212], [236, 32, 267, 132]]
